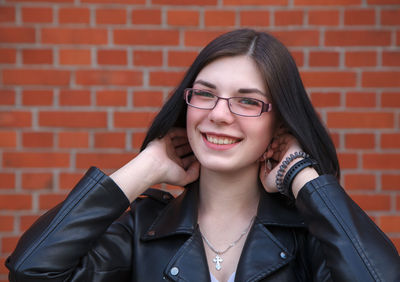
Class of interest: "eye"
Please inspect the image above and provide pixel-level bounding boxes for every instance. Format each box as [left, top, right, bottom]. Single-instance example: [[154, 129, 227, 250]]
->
[[238, 97, 262, 106], [193, 89, 215, 98]]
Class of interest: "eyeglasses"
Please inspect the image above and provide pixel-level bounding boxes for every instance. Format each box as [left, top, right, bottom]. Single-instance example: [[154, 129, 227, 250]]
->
[[184, 88, 272, 117]]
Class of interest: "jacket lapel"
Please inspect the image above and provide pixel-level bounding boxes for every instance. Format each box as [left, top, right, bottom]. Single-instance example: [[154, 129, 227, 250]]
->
[[141, 182, 305, 282]]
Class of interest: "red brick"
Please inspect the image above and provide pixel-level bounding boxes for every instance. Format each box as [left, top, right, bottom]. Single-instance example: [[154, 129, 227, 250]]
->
[[0, 27, 35, 43], [3, 69, 70, 86], [58, 131, 89, 148], [22, 89, 53, 106], [3, 152, 70, 168], [310, 92, 341, 107], [325, 30, 391, 46], [308, 10, 339, 26], [327, 112, 393, 129], [22, 49, 53, 64], [22, 7, 53, 23], [272, 30, 319, 47], [345, 51, 377, 67], [132, 50, 162, 66], [0, 48, 16, 63], [39, 194, 66, 210], [59, 172, 83, 189], [114, 29, 178, 45], [2, 236, 19, 254], [381, 92, 400, 108], [344, 174, 375, 190], [301, 71, 356, 88], [350, 194, 391, 211], [0, 173, 15, 189], [59, 7, 90, 24], [274, 10, 303, 26], [0, 90, 15, 105], [0, 7, 15, 23], [368, 0, 399, 3], [94, 132, 126, 148], [132, 9, 161, 25], [42, 28, 108, 44], [0, 216, 13, 231], [295, 0, 360, 4], [0, 131, 16, 148], [150, 71, 184, 87], [309, 51, 339, 67], [97, 50, 127, 65], [382, 51, 400, 67], [345, 92, 376, 108], [290, 51, 304, 67], [59, 90, 91, 106], [133, 91, 163, 107], [12, 0, 72, 3], [382, 174, 400, 191], [362, 72, 400, 88], [345, 133, 375, 149], [344, 9, 375, 25], [184, 30, 226, 47], [114, 112, 157, 128], [381, 9, 400, 25], [240, 11, 270, 26], [76, 153, 135, 169], [168, 50, 197, 67], [39, 111, 107, 128], [338, 153, 358, 169], [381, 133, 400, 149], [0, 111, 31, 127], [153, 0, 216, 4], [22, 173, 53, 190], [167, 10, 199, 26], [76, 70, 142, 86], [363, 154, 400, 170], [224, 0, 286, 4], [205, 10, 235, 27], [132, 131, 146, 149], [97, 8, 126, 25], [22, 132, 53, 148], [59, 49, 91, 65], [82, 0, 145, 3], [0, 195, 32, 210], [380, 216, 400, 233], [96, 90, 127, 106]]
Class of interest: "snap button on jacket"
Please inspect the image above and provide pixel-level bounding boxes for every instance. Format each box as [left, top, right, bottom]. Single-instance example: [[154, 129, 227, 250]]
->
[[6, 167, 400, 281]]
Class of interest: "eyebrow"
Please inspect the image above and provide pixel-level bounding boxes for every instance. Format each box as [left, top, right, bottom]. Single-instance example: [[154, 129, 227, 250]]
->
[[193, 79, 267, 97]]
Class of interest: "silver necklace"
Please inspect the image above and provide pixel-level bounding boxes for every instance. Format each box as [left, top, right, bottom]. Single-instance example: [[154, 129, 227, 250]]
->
[[200, 217, 254, 271]]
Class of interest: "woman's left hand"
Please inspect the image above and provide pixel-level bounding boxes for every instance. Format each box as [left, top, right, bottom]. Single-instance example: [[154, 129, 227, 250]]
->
[[259, 128, 303, 193]]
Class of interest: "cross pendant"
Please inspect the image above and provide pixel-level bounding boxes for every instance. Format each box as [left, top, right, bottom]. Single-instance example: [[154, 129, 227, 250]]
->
[[213, 254, 223, 271]]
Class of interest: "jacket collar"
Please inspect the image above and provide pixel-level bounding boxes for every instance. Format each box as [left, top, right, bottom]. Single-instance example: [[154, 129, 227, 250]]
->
[[142, 180, 304, 241], [141, 181, 306, 281]]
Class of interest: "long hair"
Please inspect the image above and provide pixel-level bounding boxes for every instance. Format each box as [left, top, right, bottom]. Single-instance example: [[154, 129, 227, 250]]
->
[[141, 29, 340, 178]]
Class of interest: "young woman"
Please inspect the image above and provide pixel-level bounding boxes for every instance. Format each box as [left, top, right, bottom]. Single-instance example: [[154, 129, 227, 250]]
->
[[6, 29, 400, 282]]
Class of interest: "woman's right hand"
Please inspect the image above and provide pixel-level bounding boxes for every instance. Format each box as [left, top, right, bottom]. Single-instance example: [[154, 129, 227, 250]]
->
[[110, 128, 200, 202]]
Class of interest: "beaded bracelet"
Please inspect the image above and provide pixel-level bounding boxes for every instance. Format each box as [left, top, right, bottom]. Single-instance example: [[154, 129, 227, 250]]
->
[[280, 158, 320, 200], [275, 151, 309, 194]]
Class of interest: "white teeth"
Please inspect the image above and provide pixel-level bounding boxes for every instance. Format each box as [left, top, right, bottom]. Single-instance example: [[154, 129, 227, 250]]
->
[[206, 135, 237, 145]]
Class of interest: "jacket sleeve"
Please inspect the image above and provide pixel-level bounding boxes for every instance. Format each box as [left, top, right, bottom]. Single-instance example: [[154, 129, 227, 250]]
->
[[296, 174, 400, 282], [6, 167, 132, 282]]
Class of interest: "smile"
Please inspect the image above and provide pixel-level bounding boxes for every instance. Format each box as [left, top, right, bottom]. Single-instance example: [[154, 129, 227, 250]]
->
[[204, 134, 241, 145]]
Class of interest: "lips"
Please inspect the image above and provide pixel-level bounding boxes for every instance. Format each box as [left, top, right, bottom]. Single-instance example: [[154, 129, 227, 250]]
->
[[204, 133, 241, 145]]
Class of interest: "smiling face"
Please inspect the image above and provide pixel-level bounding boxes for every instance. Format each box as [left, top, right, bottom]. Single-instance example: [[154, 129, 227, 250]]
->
[[186, 55, 277, 173]]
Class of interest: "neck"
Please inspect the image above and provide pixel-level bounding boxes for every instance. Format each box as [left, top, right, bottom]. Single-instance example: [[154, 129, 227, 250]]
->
[[198, 164, 260, 221]]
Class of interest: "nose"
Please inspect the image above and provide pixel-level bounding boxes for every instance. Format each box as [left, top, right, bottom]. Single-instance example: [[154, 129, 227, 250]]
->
[[208, 97, 235, 124]]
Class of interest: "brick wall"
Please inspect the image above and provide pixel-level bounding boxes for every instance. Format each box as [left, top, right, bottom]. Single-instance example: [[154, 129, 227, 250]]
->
[[0, 0, 400, 279]]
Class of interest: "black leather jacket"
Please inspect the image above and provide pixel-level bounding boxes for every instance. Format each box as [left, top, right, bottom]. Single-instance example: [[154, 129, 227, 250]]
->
[[6, 167, 400, 281]]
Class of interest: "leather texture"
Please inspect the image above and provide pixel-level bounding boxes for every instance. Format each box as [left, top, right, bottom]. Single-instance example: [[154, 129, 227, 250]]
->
[[6, 167, 400, 281]]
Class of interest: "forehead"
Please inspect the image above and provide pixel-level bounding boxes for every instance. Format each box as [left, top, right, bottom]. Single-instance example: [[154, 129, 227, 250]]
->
[[194, 55, 266, 93]]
